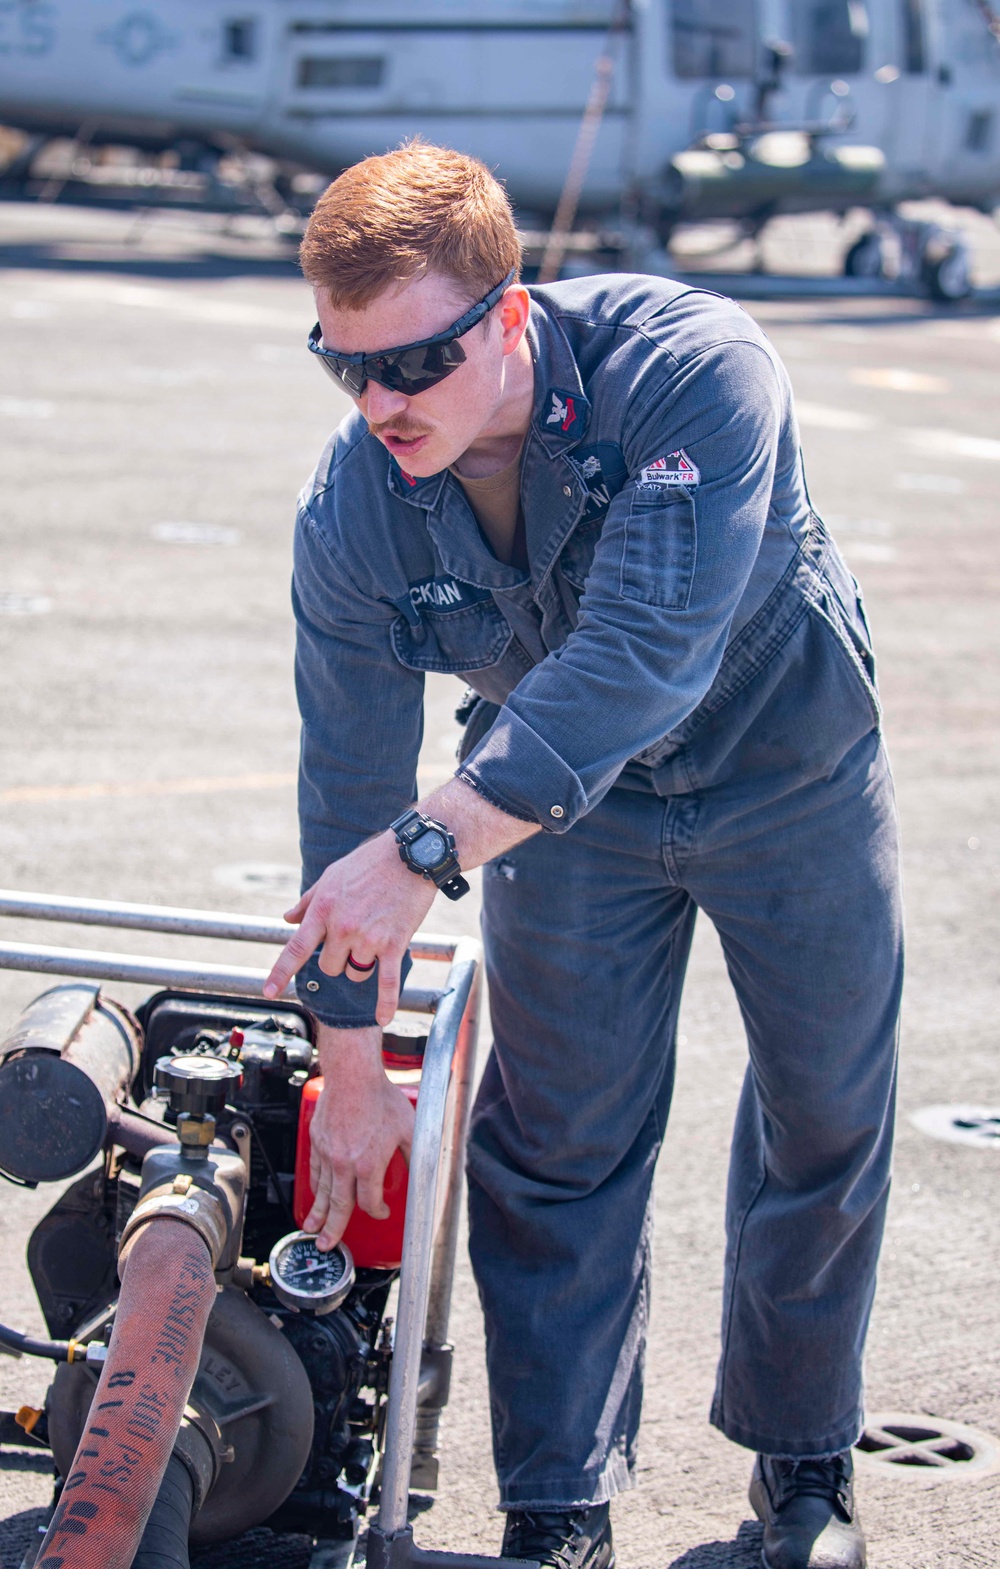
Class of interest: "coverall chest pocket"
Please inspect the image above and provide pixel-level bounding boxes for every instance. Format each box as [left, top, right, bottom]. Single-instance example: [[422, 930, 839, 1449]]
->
[[391, 596, 513, 674], [621, 488, 697, 610]]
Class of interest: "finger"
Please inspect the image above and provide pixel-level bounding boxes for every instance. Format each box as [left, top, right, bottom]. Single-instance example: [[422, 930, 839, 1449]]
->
[[302, 1168, 331, 1233], [375, 950, 402, 1027], [284, 875, 319, 925], [355, 1161, 391, 1222], [318, 928, 351, 978], [397, 1106, 414, 1166], [344, 948, 377, 986], [316, 1186, 358, 1251], [263, 905, 327, 998]]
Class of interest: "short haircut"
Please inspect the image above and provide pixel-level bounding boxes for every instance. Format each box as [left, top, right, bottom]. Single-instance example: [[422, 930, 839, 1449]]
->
[[300, 138, 521, 310]]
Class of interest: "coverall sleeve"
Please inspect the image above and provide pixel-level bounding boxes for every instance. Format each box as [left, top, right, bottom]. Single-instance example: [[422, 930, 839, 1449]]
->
[[293, 505, 424, 1026], [458, 339, 784, 830]]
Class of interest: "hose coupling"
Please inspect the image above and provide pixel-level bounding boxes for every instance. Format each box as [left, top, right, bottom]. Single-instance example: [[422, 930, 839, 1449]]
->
[[173, 1405, 234, 1514], [119, 1145, 247, 1275]]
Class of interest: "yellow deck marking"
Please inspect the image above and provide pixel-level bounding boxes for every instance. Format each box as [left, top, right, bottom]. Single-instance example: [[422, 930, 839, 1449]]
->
[[1, 772, 295, 804], [850, 367, 949, 394]]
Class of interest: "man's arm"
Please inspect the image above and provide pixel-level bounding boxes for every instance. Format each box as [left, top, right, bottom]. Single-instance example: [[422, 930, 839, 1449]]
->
[[264, 774, 537, 1018], [268, 777, 536, 1250], [458, 339, 786, 830]]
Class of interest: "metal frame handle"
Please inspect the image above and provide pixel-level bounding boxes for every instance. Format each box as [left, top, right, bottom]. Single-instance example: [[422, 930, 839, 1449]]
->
[[0, 888, 454, 1010]]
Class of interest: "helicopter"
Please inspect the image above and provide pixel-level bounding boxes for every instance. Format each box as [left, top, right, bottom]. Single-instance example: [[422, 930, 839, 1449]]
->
[[0, 0, 998, 296]]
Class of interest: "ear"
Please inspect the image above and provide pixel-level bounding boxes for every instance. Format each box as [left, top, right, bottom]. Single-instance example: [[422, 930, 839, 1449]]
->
[[498, 285, 530, 357]]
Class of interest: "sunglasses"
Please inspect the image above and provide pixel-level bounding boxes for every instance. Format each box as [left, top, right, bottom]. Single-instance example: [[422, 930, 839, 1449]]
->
[[307, 270, 517, 398]]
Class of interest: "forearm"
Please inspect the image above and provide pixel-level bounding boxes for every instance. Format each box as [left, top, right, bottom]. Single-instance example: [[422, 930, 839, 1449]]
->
[[306, 1020, 415, 1247], [316, 1021, 383, 1070], [418, 773, 540, 869]]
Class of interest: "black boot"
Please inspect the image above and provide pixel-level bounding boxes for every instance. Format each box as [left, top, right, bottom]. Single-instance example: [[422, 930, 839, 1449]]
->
[[501, 1504, 615, 1569], [749, 1451, 865, 1569]]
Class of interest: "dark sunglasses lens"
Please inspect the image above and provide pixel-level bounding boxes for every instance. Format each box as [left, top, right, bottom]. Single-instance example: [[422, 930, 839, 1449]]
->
[[374, 339, 467, 395], [318, 358, 365, 397]]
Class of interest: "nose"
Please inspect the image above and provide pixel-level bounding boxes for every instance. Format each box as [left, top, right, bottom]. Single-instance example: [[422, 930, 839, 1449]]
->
[[361, 380, 410, 426]]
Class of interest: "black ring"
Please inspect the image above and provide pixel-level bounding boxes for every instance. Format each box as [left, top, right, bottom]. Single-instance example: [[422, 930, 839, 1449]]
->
[[345, 952, 377, 975]]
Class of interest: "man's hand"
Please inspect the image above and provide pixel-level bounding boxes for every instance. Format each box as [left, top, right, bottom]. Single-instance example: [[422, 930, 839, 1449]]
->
[[263, 828, 436, 1025], [303, 1023, 415, 1250], [262, 776, 539, 1023]]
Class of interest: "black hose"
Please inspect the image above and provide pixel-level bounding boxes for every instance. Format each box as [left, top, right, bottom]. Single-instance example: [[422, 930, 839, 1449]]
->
[[131, 1453, 194, 1569], [0, 1320, 70, 1361]]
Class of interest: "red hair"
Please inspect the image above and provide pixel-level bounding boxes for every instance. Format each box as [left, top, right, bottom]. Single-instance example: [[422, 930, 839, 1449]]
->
[[300, 139, 521, 309]]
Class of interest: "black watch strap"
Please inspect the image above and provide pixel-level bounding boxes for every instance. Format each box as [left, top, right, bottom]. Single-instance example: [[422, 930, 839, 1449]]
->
[[439, 871, 471, 902]]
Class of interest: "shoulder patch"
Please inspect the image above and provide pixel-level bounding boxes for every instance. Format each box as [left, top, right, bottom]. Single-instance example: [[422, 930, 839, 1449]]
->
[[639, 450, 700, 487], [573, 442, 628, 521]]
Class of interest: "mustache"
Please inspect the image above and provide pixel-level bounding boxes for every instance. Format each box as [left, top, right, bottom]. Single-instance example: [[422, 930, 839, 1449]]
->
[[367, 414, 434, 440]]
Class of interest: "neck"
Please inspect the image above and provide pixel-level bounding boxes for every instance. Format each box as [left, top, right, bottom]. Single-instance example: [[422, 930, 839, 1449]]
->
[[452, 336, 535, 479]]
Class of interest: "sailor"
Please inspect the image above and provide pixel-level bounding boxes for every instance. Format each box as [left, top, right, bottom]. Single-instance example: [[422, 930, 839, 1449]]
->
[[264, 140, 901, 1569]]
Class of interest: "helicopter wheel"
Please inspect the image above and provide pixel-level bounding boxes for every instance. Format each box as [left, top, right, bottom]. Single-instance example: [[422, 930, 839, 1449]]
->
[[922, 242, 973, 302], [843, 230, 885, 279]]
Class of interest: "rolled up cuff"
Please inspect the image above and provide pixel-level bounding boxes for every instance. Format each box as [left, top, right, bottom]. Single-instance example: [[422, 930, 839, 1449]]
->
[[294, 947, 413, 1028], [457, 706, 587, 833]]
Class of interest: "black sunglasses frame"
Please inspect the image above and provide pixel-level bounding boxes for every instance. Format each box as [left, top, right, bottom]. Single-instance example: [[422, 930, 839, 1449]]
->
[[307, 270, 517, 398]]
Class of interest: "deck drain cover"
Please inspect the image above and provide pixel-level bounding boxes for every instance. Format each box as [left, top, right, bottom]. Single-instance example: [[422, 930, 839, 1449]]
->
[[855, 1413, 1000, 1481], [910, 1104, 1000, 1149]]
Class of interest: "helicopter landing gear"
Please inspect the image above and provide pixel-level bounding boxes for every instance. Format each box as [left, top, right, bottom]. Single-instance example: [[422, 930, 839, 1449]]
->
[[842, 212, 973, 300], [920, 237, 973, 301], [844, 230, 886, 279]]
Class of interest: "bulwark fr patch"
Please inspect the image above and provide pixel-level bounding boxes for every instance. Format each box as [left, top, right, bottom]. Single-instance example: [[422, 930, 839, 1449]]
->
[[639, 450, 700, 487]]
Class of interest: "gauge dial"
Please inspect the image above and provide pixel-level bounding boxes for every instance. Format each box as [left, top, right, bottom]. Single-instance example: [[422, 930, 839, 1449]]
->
[[268, 1230, 355, 1315]]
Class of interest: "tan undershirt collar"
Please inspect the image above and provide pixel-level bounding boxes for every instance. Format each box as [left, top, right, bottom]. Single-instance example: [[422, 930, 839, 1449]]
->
[[450, 444, 524, 566]]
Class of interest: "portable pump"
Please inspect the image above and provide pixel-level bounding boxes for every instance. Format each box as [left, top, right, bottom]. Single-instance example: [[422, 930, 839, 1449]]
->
[[0, 980, 438, 1563]]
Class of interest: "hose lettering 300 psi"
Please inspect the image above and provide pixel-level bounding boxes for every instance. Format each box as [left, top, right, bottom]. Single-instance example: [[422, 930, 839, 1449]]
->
[[37, 1222, 216, 1569]]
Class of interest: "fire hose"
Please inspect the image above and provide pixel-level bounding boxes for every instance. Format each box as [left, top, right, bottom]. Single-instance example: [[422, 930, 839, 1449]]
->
[[36, 1221, 217, 1569], [26, 1047, 250, 1569]]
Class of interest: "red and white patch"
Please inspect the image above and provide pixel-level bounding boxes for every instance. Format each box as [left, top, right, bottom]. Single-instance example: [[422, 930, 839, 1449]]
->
[[639, 450, 700, 486]]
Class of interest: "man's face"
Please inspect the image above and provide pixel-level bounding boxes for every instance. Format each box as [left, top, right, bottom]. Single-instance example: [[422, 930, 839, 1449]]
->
[[314, 270, 529, 476]]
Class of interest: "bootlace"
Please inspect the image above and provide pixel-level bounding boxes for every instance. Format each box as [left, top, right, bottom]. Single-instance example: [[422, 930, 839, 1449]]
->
[[772, 1455, 852, 1515], [505, 1509, 599, 1569]]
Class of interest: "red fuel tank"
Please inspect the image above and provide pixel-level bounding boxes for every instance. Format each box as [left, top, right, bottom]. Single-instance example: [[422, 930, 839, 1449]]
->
[[293, 1068, 420, 1269]]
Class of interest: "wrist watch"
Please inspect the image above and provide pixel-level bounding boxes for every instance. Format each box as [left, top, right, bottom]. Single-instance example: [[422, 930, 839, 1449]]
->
[[390, 809, 470, 901]]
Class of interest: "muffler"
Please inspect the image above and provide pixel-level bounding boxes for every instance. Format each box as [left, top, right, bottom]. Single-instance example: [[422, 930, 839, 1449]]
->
[[0, 984, 141, 1183]]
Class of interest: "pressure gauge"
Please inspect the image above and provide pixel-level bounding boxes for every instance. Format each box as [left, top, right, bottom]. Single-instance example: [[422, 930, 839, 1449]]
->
[[268, 1230, 355, 1315]]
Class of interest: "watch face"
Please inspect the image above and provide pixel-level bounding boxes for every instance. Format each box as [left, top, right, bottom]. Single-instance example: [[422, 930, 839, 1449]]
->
[[410, 830, 447, 870]]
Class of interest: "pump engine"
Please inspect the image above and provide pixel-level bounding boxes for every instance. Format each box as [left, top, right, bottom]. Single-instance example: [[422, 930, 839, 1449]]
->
[[0, 982, 440, 1564]]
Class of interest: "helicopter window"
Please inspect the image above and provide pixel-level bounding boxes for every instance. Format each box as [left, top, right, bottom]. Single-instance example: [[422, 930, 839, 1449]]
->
[[671, 0, 758, 79], [965, 110, 993, 152], [791, 0, 868, 75], [298, 57, 386, 89], [901, 0, 925, 72], [223, 20, 256, 60]]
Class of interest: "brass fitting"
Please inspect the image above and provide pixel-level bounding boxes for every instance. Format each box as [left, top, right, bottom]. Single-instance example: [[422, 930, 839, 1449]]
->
[[177, 1112, 216, 1156]]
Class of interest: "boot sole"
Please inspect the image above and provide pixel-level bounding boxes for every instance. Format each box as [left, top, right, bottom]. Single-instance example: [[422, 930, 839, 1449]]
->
[[760, 1545, 866, 1569]]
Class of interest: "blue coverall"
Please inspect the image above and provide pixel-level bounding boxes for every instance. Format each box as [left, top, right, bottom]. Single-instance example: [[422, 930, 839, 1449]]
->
[[292, 276, 902, 1507]]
